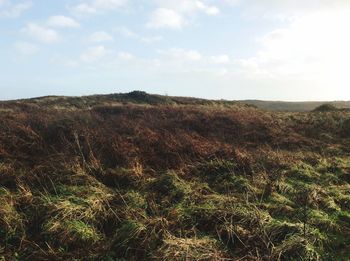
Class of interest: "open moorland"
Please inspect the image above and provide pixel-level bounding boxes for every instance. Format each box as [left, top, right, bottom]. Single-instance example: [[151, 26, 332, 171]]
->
[[1, 91, 350, 260]]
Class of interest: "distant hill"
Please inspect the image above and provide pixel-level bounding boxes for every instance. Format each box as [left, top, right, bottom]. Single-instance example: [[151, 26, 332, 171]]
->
[[0, 91, 252, 113], [2, 91, 349, 112], [241, 100, 350, 112]]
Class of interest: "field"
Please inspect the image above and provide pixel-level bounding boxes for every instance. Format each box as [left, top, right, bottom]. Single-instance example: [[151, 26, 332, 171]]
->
[[1, 91, 350, 260]]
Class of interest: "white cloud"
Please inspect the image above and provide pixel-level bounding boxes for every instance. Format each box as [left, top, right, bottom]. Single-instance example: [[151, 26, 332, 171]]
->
[[14, 41, 38, 55], [147, 49, 233, 76], [71, 3, 97, 15], [70, 0, 127, 16], [80, 45, 107, 63], [159, 48, 202, 61], [147, 8, 185, 29], [118, 51, 134, 60], [228, 0, 350, 20], [148, 1, 220, 29], [153, 0, 219, 15], [0, 0, 32, 18], [93, 0, 126, 9], [196, 1, 219, 15], [236, 9, 350, 99], [47, 15, 80, 28], [140, 36, 163, 43], [115, 26, 138, 38], [109, 48, 231, 75], [115, 26, 163, 43], [88, 31, 114, 43], [22, 23, 59, 43], [223, 0, 240, 6], [210, 55, 230, 64]]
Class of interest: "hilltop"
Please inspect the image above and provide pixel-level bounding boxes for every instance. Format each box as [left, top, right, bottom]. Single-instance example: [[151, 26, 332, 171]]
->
[[2, 91, 350, 112], [0, 91, 241, 111], [1, 91, 350, 260]]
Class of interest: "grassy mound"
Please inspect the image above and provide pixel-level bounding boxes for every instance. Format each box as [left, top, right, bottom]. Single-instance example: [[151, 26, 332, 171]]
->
[[313, 104, 339, 112], [0, 93, 350, 260]]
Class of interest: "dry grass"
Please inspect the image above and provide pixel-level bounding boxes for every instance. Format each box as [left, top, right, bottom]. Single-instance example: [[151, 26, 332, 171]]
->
[[0, 93, 350, 260]]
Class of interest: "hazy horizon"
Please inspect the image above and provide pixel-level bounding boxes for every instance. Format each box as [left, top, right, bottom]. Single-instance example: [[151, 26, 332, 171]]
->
[[1, 0, 350, 101]]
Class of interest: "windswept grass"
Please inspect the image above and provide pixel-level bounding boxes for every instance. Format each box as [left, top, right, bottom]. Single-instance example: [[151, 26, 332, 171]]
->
[[0, 92, 350, 260]]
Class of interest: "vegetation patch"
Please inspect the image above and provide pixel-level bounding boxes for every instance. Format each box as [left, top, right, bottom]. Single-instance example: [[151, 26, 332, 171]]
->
[[0, 93, 350, 260]]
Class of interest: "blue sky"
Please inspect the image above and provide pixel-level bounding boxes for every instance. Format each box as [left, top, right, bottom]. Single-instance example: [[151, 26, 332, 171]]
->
[[1, 0, 350, 101]]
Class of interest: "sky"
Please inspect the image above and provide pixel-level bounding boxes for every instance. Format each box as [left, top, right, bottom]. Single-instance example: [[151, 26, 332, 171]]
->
[[1, 0, 350, 101]]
